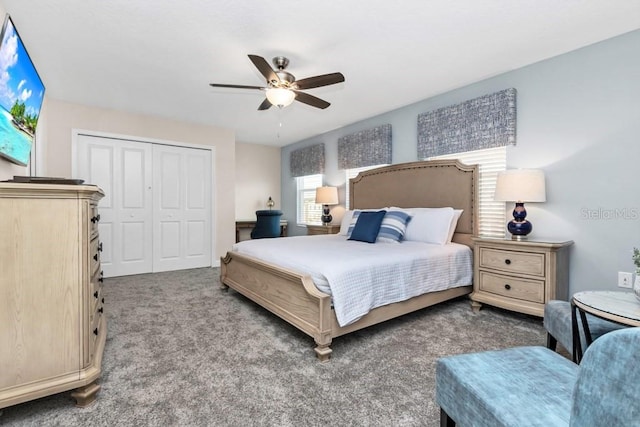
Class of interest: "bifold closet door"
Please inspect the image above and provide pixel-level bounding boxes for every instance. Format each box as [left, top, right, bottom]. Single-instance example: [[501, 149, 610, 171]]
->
[[76, 135, 153, 277], [75, 134, 212, 277], [152, 144, 211, 272]]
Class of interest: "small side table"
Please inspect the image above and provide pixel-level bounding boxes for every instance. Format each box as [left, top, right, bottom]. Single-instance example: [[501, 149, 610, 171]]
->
[[307, 224, 340, 235], [470, 238, 573, 317], [571, 291, 640, 362]]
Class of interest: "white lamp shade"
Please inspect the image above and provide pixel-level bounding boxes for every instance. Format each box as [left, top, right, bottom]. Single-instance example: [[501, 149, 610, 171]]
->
[[265, 88, 296, 108], [315, 186, 338, 205], [494, 169, 546, 202]]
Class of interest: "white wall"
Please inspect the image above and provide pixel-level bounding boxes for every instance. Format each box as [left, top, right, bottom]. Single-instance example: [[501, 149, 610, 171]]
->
[[235, 142, 281, 241], [281, 29, 640, 295], [235, 142, 281, 218]]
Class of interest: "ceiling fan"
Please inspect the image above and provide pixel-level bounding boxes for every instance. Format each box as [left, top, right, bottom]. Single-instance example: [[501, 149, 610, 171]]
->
[[209, 54, 345, 110]]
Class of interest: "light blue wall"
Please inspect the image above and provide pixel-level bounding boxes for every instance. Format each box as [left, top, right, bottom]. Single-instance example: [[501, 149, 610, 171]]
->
[[281, 29, 640, 295]]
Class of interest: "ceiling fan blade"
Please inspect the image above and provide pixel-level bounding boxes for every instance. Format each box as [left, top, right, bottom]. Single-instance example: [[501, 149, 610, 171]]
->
[[209, 83, 264, 90], [293, 91, 330, 109], [258, 98, 272, 110], [248, 54, 280, 84], [294, 72, 345, 90]]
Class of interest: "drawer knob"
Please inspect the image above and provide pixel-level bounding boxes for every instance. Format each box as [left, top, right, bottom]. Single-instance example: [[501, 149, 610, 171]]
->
[[93, 328, 99, 336], [98, 242, 103, 252], [98, 277, 104, 283], [94, 291, 99, 298], [504, 284, 511, 290], [98, 307, 103, 314], [93, 254, 98, 261], [505, 259, 511, 265], [102, 298, 105, 304]]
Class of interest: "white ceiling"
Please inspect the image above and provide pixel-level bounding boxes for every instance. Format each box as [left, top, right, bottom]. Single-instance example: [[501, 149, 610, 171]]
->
[[2, 0, 639, 147]]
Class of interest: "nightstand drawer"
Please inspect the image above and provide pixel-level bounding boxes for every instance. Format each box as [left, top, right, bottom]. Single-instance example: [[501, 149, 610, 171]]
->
[[479, 248, 545, 277], [307, 225, 340, 235], [479, 271, 545, 303]]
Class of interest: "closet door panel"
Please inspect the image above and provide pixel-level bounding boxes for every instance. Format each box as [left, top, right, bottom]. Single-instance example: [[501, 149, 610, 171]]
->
[[153, 144, 211, 272]]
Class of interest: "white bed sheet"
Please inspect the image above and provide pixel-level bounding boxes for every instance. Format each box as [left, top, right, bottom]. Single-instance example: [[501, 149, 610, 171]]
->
[[232, 235, 473, 327]]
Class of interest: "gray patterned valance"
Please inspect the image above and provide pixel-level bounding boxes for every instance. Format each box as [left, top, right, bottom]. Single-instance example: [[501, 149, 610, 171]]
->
[[290, 143, 325, 177], [338, 124, 392, 169], [417, 88, 517, 158]]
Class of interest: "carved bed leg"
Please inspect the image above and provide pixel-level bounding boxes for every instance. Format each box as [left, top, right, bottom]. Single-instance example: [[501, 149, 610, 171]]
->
[[314, 343, 332, 362], [70, 382, 101, 407], [314, 334, 333, 362]]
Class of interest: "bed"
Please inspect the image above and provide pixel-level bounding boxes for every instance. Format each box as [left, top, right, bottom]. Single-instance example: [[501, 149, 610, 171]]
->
[[220, 159, 478, 361]]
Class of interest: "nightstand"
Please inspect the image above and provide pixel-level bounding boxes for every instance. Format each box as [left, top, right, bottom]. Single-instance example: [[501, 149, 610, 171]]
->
[[470, 237, 573, 317], [307, 224, 340, 235]]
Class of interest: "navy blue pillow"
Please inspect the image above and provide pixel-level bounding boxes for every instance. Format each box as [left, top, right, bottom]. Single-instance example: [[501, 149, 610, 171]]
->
[[348, 210, 387, 243]]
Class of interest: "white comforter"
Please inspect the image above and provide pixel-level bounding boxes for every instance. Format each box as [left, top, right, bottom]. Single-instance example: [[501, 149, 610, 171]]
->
[[232, 235, 473, 327]]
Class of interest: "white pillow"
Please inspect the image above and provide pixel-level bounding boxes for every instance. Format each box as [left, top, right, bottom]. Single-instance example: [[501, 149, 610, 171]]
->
[[339, 210, 355, 235], [447, 209, 464, 244], [400, 207, 455, 245]]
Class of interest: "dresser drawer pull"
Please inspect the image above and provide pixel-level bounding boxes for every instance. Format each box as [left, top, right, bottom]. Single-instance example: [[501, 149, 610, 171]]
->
[[93, 254, 98, 261], [94, 291, 99, 298], [98, 307, 103, 314], [98, 277, 104, 283], [504, 259, 511, 265], [504, 284, 511, 290], [98, 242, 103, 252], [102, 298, 105, 304], [93, 328, 98, 336]]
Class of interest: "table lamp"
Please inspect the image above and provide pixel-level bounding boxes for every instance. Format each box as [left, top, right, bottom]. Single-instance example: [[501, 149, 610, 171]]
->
[[315, 186, 338, 225], [494, 169, 546, 240]]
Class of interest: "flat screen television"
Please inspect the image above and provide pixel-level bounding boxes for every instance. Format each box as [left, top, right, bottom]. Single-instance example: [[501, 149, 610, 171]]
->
[[0, 14, 45, 166]]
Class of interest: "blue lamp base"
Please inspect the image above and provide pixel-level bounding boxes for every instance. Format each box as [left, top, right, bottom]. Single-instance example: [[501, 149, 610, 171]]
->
[[321, 205, 332, 225], [507, 202, 532, 240]]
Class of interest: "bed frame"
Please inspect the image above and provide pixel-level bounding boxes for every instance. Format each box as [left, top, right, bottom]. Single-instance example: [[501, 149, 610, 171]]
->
[[220, 160, 478, 361]]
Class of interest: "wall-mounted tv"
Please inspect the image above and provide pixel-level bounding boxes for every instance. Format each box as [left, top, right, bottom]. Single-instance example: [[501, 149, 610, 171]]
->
[[0, 14, 45, 166]]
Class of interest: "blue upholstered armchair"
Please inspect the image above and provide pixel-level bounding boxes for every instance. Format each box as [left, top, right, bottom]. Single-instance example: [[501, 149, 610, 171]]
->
[[250, 210, 283, 239], [436, 327, 640, 426]]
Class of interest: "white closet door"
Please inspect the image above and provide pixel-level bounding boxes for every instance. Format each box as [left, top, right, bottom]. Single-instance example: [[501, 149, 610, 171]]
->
[[76, 135, 153, 277], [152, 144, 212, 272]]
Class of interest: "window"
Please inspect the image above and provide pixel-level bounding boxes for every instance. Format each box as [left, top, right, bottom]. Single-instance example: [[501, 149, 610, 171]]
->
[[427, 146, 506, 238], [296, 174, 323, 225], [344, 165, 387, 210]]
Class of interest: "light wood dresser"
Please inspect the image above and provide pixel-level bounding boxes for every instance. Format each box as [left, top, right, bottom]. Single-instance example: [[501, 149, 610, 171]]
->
[[470, 237, 573, 317], [0, 183, 106, 409]]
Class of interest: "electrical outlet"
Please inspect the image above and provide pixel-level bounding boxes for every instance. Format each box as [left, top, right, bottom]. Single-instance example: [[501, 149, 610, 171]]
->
[[618, 272, 633, 288]]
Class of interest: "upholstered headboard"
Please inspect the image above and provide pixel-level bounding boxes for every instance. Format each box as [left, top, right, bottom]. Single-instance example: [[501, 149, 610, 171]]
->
[[349, 160, 478, 248]]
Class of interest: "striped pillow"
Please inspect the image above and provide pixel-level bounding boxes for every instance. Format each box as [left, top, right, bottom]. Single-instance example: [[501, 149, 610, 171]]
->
[[377, 210, 413, 243]]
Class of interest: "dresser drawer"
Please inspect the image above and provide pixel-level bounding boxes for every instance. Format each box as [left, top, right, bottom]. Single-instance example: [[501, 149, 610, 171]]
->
[[89, 313, 102, 363], [90, 237, 101, 275], [479, 248, 545, 277], [89, 203, 100, 238], [478, 271, 545, 303]]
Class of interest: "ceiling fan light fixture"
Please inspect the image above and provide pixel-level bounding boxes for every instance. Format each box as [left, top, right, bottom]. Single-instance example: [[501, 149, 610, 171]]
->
[[266, 87, 296, 108]]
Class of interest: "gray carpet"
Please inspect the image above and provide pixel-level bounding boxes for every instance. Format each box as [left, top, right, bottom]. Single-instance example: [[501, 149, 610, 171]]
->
[[0, 268, 549, 426]]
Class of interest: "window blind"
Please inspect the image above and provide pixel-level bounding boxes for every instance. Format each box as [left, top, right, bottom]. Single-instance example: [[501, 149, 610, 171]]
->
[[427, 146, 506, 238], [296, 174, 323, 225]]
